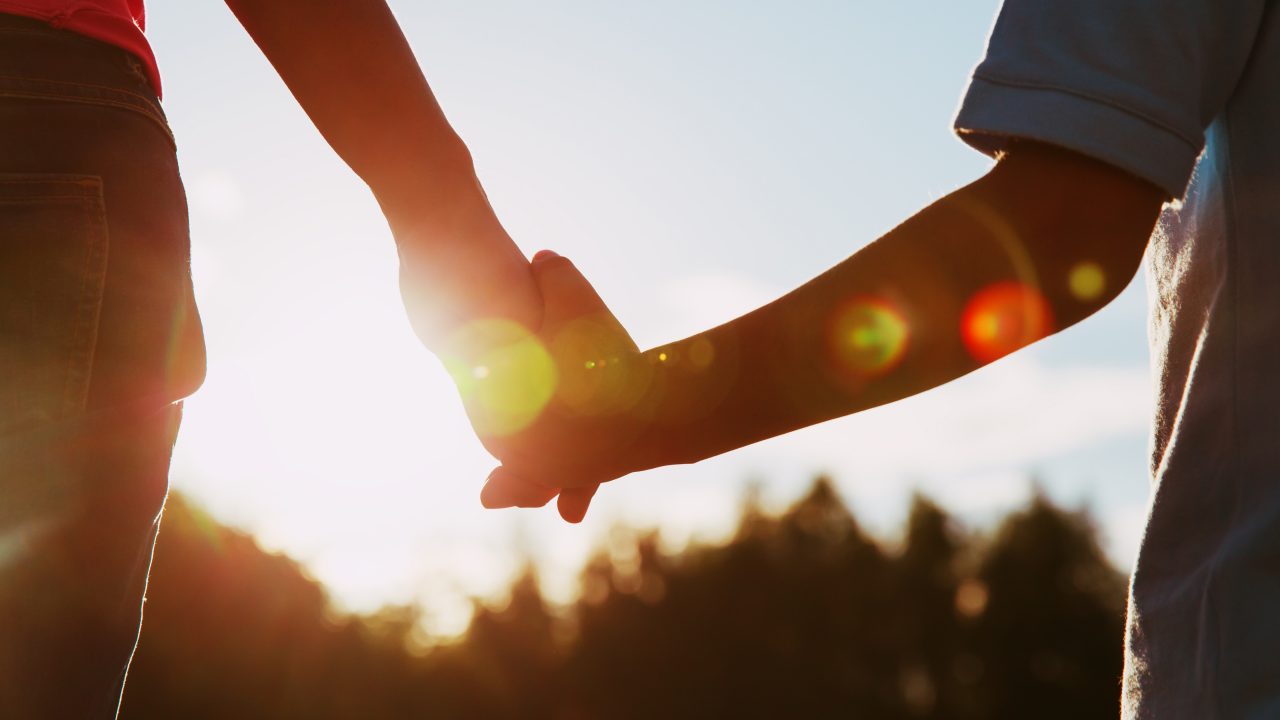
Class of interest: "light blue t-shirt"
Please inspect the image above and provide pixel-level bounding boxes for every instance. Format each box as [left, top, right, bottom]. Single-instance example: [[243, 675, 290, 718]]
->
[[954, 1, 1280, 717]]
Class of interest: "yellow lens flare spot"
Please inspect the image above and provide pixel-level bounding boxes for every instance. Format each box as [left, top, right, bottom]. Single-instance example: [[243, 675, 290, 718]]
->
[[961, 282, 1054, 364], [443, 318, 557, 437], [829, 297, 910, 377], [1068, 261, 1106, 302]]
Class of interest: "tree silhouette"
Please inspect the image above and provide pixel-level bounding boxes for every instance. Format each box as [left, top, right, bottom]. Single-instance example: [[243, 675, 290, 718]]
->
[[892, 494, 967, 718], [967, 492, 1127, 719], [121, 479, 1129, 719]]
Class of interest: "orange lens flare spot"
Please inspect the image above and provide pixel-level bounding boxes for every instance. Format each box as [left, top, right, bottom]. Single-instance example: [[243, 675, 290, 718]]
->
[[961, 282, 1054, 363], [1068, 261, 1106, 302], [829, 298, 910, 376], [955, 579, 989, 619]]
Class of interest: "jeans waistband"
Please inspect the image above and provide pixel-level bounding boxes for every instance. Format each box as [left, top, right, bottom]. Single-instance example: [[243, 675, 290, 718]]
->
[[0, 13, 172, 148]]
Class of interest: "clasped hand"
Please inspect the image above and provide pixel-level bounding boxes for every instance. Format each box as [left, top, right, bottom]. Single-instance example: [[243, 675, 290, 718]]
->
[[436, 251, 654, 523]]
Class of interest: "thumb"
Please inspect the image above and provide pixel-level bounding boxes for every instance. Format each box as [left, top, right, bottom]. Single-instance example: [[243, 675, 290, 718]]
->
[[530, 250, 610, 328], [557, 484, 599, 524]]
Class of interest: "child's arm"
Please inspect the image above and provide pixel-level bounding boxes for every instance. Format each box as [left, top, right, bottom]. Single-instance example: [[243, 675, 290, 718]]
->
[[481, 141, 1165, 513], [224, 0, 541, 344], [629, 141, 1163, 466]]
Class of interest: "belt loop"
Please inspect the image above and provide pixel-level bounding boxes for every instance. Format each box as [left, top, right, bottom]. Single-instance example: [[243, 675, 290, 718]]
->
[[124, 54, 148, 86]]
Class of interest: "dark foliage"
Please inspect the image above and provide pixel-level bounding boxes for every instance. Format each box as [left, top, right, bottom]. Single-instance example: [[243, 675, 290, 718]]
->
[[122, 479, 1126, 719]]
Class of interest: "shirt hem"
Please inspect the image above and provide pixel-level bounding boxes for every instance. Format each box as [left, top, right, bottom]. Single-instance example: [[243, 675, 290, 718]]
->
[[953, 74, 1200, 200]]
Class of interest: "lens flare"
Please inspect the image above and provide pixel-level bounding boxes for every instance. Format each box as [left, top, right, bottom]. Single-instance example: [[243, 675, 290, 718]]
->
[[550, 315, 649, 416], [961, 282, 1053, 363], [444, 318, 557, 436], [829, 297, 910, 377], [688, 338, 716, 369], [1068, 261, 1106, 302]]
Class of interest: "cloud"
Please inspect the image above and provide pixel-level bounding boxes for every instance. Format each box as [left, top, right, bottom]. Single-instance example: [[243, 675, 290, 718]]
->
[[745, 354, 1151, 481]]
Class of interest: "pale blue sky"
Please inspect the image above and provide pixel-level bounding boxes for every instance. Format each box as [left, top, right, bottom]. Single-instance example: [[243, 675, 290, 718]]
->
[[149, 1, 1152, 634]]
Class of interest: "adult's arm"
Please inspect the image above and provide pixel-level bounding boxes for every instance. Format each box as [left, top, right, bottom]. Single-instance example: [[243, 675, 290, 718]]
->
[[224, 0, 540, 342]]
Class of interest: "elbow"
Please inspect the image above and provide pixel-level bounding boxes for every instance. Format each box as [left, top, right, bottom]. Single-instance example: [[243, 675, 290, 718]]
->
[[1043, 244, 1144, 333], [982, 141, 1166, 332], [1033, 190, 1160, 331]]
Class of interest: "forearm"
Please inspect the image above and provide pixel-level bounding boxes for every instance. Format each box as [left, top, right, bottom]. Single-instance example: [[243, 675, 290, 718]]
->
[[226, 0, 538, 339], [631, 144, 1161, 469], [226, 0, 476, 221]]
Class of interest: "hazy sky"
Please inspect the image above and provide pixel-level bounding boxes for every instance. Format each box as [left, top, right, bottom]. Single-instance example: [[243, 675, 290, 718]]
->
[[149, 1, 1153, 635]]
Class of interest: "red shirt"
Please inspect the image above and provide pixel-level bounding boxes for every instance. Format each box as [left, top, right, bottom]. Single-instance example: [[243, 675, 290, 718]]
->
[[0, 0, 160, 95]]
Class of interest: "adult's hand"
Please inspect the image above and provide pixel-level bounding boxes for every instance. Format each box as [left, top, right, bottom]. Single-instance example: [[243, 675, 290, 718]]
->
[[443, 251, 654, 522], [226, 0, 544, 350]]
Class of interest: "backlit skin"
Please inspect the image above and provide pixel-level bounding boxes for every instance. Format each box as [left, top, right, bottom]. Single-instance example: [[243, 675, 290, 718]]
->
[[475, 142, 1165, 521], [225, 0, 544, 347]]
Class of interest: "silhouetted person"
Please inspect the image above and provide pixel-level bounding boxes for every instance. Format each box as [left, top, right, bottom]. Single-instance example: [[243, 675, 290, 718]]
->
[[0, 2, 545, 717]]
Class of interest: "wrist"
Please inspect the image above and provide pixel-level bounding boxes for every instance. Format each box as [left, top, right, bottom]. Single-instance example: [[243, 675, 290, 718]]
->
[[371, 136, 480, 234], [386, 180, 542, 349], [625, 336, 759, 470], [615, 350, 703, 473]]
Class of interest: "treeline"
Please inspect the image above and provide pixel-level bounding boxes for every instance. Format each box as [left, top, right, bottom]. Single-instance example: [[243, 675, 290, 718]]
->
[[121, 479, 1127, 719]]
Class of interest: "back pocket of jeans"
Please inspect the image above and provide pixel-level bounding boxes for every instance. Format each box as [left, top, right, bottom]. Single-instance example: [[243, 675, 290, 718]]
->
[[0, 174, 108, 435]]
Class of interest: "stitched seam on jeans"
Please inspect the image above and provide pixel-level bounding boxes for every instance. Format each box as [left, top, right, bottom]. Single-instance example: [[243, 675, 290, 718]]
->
[[0, 74, 170, 144], [0, 180, 99, 187], [60, 191, 108, 417], [0, 175, 102, 191], [972, 70, 1200, 150], [0, 88, 173, 147], [0, 87, 160, 117], [0, 196, 101, 203], [0, 84, 162, 119], [0, 73, 161, 108]]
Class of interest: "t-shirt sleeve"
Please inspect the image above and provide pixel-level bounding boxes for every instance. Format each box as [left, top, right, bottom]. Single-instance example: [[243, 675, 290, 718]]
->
[[954, 0, 1268, 198]]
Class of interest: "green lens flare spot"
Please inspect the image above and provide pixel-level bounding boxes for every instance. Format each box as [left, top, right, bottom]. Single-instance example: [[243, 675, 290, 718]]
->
[[829, 298, 910, 376], [445, 319, 557, 436]]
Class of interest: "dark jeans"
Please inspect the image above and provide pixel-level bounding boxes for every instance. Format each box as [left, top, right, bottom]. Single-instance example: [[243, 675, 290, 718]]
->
[[0, 14, 205, 718]]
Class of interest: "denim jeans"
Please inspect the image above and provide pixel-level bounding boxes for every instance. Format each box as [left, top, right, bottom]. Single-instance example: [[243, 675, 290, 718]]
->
[[0, 14, 205, 718]]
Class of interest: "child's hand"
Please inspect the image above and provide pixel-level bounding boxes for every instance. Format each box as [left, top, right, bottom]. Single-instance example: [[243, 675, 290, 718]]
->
[[442, 251, 653, 522]]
